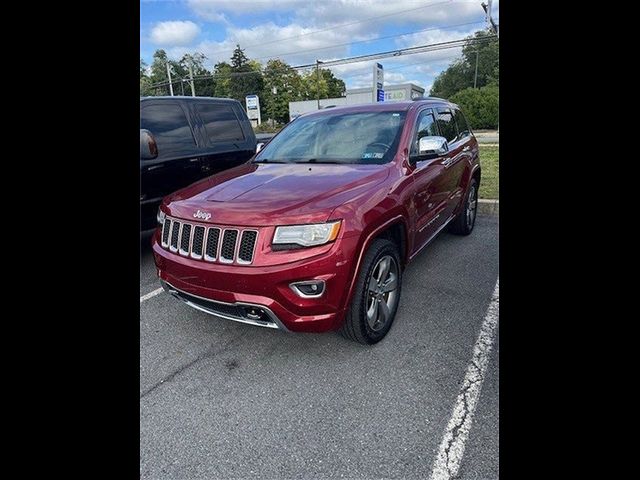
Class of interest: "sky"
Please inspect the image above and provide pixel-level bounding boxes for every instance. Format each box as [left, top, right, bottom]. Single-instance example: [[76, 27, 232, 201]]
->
[[140, 0, 499, 94]]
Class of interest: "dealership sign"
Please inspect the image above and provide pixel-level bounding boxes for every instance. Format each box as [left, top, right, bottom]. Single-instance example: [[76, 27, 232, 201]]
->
[[245, 95, 261, 124], [373, 63, 384, 102]]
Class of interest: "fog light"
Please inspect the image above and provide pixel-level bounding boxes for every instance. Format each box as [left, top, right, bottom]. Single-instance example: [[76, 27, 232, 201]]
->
[[290, 280, 325, 298]]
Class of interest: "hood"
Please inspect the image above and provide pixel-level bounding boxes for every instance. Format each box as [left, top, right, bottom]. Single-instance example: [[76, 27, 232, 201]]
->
[[164, 162, 390, 226]]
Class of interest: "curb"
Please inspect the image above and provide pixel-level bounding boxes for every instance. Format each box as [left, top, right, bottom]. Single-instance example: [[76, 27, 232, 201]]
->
[[478, 199, 499, 216]]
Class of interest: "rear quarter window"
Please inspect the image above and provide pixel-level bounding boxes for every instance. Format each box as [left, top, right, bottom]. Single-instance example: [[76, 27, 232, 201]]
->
[[453, 108, 471, 139], [436, 108, 459, 143], [140, 102, 196, 159], [195, 103, 245, 143]]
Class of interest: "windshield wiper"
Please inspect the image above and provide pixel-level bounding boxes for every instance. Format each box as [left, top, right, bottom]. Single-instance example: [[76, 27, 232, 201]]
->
[[294, 159, 343, 164], [253, 158, 287, 164]]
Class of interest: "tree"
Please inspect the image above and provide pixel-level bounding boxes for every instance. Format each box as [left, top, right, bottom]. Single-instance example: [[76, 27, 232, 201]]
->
[[430, 30, 499, 99], [262, 59, 303, 124], [450, 83, 499, 129], [321, 69, 346, 98], [227, 45, 264, 103], [231, 44, 249, 69], [148, 49, 185, 96], [212, 62, 232, 98]]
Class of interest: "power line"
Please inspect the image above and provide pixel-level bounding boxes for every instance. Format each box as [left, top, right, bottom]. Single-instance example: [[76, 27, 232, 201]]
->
[[293, 34, 496, 69], [249, 19, 485, 62], [203, 0, 454, 58], [148, 34, 497, 89]]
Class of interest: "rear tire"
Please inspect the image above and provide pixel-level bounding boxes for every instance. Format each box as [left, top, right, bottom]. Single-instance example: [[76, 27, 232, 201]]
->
[[340, 239, 402, 345], [449, 178, 478, 236]]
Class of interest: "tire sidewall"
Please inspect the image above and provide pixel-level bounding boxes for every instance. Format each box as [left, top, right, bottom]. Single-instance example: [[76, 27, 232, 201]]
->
[[356, 240, 402, 344]]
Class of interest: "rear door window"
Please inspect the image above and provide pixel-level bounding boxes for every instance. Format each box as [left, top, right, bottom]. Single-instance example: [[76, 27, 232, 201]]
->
[[140, 103, 196, 159], [453, 108, 471, 139], [436, 108, 459, 144], [195, 103, 245, 143]]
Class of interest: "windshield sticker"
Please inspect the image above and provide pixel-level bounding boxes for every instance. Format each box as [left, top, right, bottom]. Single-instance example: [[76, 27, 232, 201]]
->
[[362, 152, 384, 159]]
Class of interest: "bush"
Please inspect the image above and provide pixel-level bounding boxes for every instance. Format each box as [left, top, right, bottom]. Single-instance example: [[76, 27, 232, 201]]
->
[[450, 83, 499, 129], [253, 122, 283, 134]]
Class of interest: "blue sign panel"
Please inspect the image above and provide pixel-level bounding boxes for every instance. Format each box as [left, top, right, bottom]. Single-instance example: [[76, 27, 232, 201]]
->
[[377, 89, 385, 102]]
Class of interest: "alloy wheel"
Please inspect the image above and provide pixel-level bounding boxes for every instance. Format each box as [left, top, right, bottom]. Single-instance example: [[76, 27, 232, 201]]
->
[[366, 255, 399, 332]]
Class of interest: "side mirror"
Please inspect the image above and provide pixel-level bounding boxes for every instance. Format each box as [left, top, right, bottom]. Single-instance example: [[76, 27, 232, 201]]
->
[[140, 129, 158, 160], [418, 136, 448, 158], [256, 142, 266, 153]]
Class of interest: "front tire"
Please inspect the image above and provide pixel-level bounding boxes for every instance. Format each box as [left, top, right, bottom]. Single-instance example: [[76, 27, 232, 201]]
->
[[340, 238, 402, 345], [449, 178, 478, 235]]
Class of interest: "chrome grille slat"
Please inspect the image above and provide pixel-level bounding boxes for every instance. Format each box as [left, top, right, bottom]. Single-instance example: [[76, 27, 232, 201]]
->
[[190, 226, 205, 259], [169, 221, 181, 252], [204, 227, 221, 262], [238, 230, 258, 264], [161, 216, 257, 265], [161, 219, 171, 247], [220, 229, 239, 264], [179, 223, 192, 256]]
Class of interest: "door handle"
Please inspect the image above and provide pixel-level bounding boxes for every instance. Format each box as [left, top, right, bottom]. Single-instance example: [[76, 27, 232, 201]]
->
[[441, 158, 453, 167]]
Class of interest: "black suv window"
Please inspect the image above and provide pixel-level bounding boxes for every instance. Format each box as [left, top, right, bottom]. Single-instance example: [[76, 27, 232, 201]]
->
[[195, 103, 245, 143], [453, 108, 471, 139], [141, 103, 195, 159], [436, 108, 459, 143], [411, 110, 439, 155]]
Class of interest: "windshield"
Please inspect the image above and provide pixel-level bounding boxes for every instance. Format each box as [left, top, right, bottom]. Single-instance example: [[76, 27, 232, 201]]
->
[[255, 110, 407, 165]]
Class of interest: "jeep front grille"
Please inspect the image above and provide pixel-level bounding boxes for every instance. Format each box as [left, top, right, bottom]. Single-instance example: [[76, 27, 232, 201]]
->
[[161, 216, 258, 265]]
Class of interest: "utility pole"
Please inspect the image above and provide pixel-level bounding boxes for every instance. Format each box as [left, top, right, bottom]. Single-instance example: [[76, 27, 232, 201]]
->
[[474, 50, 479, 88], [187, 55, 196, 97], [482, 0, 498, 37], [166, 60, 174, 96], [315, 60, 321, 110]]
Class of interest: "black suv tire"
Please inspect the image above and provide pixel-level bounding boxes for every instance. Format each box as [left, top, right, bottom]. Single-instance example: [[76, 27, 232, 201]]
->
[[449, 178, 478, 236], [340, 238, 402, 345]]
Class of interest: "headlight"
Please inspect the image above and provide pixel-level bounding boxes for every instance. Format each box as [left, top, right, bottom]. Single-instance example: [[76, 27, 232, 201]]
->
[[157, 208, 166, 226], [273, 221, 341, 247]]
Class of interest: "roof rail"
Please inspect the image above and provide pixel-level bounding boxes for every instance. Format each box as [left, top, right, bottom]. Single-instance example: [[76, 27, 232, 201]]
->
[[413, 96, 448, 102]]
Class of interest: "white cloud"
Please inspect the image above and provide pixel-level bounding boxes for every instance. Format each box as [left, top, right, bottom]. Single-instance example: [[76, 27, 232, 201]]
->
[[152, 0, 498, 93], [150, 21, 201, 46]]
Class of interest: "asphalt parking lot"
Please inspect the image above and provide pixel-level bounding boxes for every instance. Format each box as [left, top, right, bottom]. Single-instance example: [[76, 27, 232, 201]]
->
[[140, 215, 499, 480]]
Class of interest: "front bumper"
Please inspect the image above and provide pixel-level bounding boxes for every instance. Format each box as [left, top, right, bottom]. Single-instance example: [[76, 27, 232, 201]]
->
[[152, 230, 358, 332]]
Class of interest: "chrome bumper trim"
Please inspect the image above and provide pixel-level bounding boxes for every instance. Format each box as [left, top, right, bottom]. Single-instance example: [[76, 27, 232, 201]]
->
[[160, 280, 289, 332]]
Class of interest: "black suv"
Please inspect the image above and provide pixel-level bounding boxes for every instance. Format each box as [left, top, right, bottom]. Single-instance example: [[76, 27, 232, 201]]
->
[[140, 97, 257, 229]]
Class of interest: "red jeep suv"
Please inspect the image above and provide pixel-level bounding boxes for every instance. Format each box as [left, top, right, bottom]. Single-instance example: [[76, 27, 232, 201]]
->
[[152, 98, 480, 344]]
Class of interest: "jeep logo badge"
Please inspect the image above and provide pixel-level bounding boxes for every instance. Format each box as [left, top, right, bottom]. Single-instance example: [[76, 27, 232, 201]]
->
[[193, 210, 211, 221]]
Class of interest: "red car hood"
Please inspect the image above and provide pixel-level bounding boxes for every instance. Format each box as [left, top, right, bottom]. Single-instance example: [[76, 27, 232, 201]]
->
[[164, 162, 390, 226]]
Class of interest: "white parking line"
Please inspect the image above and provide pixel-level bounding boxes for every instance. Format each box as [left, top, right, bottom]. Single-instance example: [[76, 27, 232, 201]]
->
[[140, 287, 164, 303], [429, 278, 499, 480]]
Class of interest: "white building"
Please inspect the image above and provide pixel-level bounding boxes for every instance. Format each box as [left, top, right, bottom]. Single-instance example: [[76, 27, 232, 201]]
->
[[288, 83, 425, 121]]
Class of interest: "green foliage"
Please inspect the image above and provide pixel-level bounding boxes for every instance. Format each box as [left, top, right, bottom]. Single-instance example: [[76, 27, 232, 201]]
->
[[262, 59, 303, 124], [227, 45, 264, 103], [140, 45, 348, 121], [450, 83, 499, 129], [430, 30, 499, 99], [299, 68, 346, 102]]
